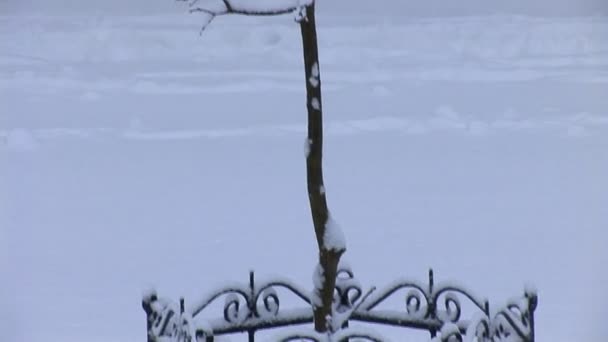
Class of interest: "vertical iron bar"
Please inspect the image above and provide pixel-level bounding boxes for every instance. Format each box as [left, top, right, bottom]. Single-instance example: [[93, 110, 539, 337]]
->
[[528, 293, 538, 342], [142, 294, 155, 342], [249, 270, 255, 316], [341, 320, 349, 342], [428, 269, 437, 338], [249, 271, 256, 342]]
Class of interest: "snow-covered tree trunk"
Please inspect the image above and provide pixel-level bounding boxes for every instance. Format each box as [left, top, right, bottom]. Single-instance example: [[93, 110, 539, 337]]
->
[[182, 0, 345, 333], [299, 3, 345, 333]]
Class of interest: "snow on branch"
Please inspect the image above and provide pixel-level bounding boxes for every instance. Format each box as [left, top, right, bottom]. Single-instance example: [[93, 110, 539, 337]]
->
[[323, 214, 346, 252], [179, 0, 314, 32]]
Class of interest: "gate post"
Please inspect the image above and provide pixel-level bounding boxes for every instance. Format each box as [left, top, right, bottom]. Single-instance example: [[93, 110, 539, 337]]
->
[[142, 292, 157, 342]]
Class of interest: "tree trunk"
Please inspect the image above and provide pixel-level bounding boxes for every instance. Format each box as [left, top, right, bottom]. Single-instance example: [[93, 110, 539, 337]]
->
[[299, 3, 344, 333]]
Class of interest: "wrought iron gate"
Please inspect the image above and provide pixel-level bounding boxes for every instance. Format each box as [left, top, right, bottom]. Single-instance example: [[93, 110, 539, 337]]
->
[[142, 266, 537, 341]]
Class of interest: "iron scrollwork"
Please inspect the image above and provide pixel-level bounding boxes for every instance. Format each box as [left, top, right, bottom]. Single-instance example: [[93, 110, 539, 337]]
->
[[491, 289, 538, 341], [431, 281, 489, 324], [277, 330, 385, 342], [142, 268, 537, 341]]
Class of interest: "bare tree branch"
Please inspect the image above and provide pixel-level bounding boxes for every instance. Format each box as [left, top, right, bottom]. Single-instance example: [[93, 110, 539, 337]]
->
[[188, 7, 220, 33], [189, 7, 217, 16], [221, 0, 233, 12], [184, 0, 308, 33]]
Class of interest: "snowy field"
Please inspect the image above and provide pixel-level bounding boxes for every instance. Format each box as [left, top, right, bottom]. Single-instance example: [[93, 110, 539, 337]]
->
[[1, 11, 608, 342]]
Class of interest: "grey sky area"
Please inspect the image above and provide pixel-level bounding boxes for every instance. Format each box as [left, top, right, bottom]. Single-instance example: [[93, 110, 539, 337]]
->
[[1, 0, 607, 16]]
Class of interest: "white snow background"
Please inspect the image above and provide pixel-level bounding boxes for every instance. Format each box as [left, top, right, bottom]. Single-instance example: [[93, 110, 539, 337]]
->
[[1, 1, 607, 341]]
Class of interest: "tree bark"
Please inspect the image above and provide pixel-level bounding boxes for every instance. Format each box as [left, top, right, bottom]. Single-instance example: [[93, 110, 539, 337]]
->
[[184, 0, 344, 333], [299, 4, 344, 333]]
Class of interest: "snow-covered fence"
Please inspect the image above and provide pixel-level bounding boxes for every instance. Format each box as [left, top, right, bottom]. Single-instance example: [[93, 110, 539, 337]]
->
[[142, 265, 537, 341]]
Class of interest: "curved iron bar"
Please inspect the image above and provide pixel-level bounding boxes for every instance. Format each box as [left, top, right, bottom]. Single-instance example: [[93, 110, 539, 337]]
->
[[191, 286, 251, 317], [254, 280, 313, 305], [335, 274, 362, 311], [143, 296, 204, 341], [440, 329, 463, 342], [333, 262, 362, 310], [431, 283, 489, 325], [336, 263, 355, 279], [277, 335, 320, 342], [431, 322, 471, 342], [493, 314, 516, 341], [337, 332, 384, 342], [492, 299, 533, 340], [441, 331, 464, 342], [143, 294, 178, 338], [152, 303, 178, 337], [361, 279, 431, 320], [465, 313, 491, 341], [432, 283, 489, 315], [256, 287, 280, 318], [277, 331, 385, 342], [223, 292, 251, 324], [252, 279, 313, 319], [437, 292, 461, 323]]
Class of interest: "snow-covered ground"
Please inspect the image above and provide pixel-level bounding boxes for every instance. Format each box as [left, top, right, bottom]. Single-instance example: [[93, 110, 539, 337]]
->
[[1, 11, 607, 342]]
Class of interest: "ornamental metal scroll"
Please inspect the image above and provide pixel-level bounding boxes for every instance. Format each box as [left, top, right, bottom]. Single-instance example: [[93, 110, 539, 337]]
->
[[188, 273, 312, 318], [142, 268, 537, 341], [341, 268, 492, 334], [275, 329, 386, 342]]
